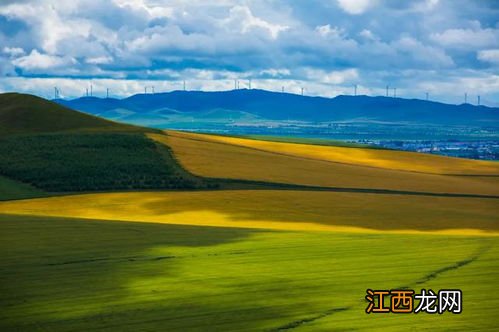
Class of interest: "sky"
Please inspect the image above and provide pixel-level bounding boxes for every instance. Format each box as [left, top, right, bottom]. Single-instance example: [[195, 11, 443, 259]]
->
[[0, 0, 498, 105]]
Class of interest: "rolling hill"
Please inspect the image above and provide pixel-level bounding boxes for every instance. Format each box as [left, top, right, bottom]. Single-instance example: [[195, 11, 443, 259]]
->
[[54, 89, 499, 127], [152, 130, 499, 196], [0, 92, 151, 136], [0, 93, 209, 194], [163, 131, 499, 175]]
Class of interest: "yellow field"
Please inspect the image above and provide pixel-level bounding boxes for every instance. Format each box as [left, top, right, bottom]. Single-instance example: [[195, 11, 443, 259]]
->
[[164, 131, 499, 175], [150, 132, 499, 196], [1, 190, 497, 236]]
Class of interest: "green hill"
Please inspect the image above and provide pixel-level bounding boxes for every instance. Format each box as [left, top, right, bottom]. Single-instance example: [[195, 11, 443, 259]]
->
[[0, 93, 212, 195], [0, 93, 152, 136], [0, 175, 47, 201]]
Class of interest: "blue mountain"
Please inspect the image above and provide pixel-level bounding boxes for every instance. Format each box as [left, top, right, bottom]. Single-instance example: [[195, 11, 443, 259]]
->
[[54, 89, 499, 126]]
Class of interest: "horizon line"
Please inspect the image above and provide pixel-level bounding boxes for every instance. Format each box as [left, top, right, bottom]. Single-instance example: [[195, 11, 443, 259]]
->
[[41, 88, 492, 108]]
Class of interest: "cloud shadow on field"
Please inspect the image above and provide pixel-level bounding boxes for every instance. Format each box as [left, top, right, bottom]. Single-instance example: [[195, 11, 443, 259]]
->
[[0, 213, 280, 331], [137, 190, 499, 233]]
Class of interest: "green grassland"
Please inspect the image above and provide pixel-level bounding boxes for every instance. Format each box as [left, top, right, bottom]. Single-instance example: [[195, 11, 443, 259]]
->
[[0, 93, 213, 193], [0, 213, 497, 331], [0, 133, 209, 191], [0, 175, 47, 201], [0, 93, 152, 136]]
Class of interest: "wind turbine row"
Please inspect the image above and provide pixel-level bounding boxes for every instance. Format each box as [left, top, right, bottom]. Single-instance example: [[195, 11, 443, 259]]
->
[[50, 82, 484, 106]]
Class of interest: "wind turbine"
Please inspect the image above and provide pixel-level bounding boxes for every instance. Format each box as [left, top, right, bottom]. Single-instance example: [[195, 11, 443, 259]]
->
[[386, 85, 389, 97], [354, 84, 357, 96]]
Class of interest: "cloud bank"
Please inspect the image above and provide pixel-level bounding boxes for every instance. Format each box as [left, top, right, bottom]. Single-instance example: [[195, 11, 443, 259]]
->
[[0, 0, 498, 104]]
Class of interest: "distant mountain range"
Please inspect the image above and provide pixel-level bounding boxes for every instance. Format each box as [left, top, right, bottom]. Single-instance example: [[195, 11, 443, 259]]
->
[[54, 89, 499, 127]]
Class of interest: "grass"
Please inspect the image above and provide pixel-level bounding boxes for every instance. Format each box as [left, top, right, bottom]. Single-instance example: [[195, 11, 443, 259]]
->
[[0, 213, 497, 331], [156, 131, 499, 196], [0, 175, 47, 201], [0, 133, 211, 191], [0, 93, 151, 136], [165, 131, 499, 175]]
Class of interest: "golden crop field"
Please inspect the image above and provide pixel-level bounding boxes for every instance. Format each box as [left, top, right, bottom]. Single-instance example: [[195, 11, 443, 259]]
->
[[151, 132, 499, 196], [1, 190, 497, 236], [165, 131, 499, 175]]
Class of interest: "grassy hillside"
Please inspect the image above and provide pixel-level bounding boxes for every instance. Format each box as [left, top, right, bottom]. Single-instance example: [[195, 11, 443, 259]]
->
[[0, 212, 497, 331], [155, 131, 499, 196], [0, 175, 47, 201], [0, 133, 209, 191], [0, 93, 151, 136], [0, 93, 215, 192]]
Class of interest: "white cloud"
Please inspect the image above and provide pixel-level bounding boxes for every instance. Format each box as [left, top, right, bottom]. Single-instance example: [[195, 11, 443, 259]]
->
[[113, 0, 174, 19], [305, 68, 359, 84], [411, 0, 440, 12], [125, 25, 218, 55], [0, 0, 498, 103], [315, 24, 345, 38], [417, 72, 499, 99], [0, 2, 84, 54], [12, 50, 76, 70], [259, 68, 291, 77], [224, 5, 288, 39], [85, 56, 114, 65], [359, 29, 378, 41], [477, 49, 499, 65], [336, 0, 375, 15], [430, 26, 499, 49], [2, 47, 25, 57], [393, 37, 454, 67], [0, 1, 118, 59]]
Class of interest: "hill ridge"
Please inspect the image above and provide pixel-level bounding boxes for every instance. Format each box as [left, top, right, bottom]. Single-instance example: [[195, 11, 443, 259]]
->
[[0, 92, 153, 136], [54, 89, 499, 126]]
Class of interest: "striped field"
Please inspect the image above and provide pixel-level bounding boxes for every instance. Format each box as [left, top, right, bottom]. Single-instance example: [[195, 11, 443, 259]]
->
[[1, 131, 498, 331]]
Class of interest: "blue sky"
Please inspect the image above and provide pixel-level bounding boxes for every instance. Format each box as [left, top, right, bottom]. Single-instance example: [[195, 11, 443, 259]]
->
[[0, 0, 498, 105]]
